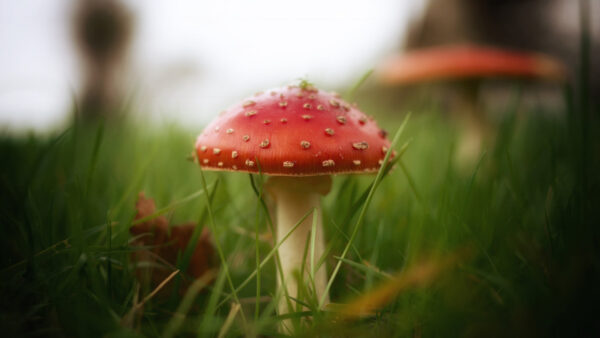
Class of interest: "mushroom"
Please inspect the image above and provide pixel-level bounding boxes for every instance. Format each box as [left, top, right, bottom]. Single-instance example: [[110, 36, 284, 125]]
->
[[376, 44, 565, 166], [194, 83, 392, 318]]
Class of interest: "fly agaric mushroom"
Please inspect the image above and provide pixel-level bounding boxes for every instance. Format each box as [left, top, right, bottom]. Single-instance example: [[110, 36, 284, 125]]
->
[[195, 82, 392, 316], [377, 45, 565, 166]]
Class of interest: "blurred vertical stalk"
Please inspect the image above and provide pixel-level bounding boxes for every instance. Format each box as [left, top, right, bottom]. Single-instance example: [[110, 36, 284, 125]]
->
[[72, 0, 134, 121]]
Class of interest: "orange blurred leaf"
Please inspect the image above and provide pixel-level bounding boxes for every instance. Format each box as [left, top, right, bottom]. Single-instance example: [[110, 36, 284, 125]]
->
[[337, 251, 466, 319]]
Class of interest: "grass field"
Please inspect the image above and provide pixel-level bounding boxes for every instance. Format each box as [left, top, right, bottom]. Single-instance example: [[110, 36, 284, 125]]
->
[[1, 75, 598, 337]]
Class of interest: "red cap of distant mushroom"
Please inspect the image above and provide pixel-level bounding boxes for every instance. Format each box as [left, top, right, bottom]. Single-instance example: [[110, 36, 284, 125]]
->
[[377, 45, 566, 85], [195, 84, 392, 176]]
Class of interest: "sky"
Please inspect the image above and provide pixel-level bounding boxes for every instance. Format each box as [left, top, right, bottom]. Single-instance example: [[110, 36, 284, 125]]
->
[[0, 0, 424, 131]]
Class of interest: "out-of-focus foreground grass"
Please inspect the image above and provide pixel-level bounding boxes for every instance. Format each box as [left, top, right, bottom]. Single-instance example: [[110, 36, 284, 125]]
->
[[0, 82, 599, 337]]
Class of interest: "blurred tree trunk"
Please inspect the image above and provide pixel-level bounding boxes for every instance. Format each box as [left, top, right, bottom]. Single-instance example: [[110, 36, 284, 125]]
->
[[72, 0, 134, 121]]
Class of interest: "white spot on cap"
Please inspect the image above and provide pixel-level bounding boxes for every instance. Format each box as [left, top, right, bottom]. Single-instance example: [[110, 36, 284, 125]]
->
[[245, 110, 257, 117], [382, 146, 388, 154], [353, 160, 361, 166], [232, 165, 238, 170], [260, 139, 270, 148], [302, 115, 313, 120], [336, 116, 347, 124], [245, 159, 255, 167], [280, 118, 287, 123], [322, 159, 335, 167], [303, 103, 312, 109], [329, 99, 340, 108], [217, 161, 223, 167], [300, 140, 310, 149], [352, 141, 369, 150], [200, 145, 207, 152], [358, 116, 367, 125], [226, 128, 234, 134], [203, 159, 209, 164], [232, 151, 238, 159], [279, 101, 288, 107], [243, 100, 256, 107], [324, 128, 335, 136], [242, 135, 250, 142], [263, 120, 271, 125], [213, 148, 221, 155], [317, 104, 324, 111], [283, 161, 294, 168]]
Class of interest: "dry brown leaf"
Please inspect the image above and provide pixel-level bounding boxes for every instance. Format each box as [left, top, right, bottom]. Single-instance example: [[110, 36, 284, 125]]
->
[[130, 192, 217, 294]]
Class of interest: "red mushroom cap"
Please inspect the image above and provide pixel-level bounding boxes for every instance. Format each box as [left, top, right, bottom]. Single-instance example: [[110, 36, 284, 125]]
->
[[377, 45, 566, 85], [195, 84, 392, 176]]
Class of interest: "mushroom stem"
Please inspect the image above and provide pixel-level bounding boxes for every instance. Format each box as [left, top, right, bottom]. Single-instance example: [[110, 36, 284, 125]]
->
[[453, 82, 492, 169], [266, 175, 332, 318]]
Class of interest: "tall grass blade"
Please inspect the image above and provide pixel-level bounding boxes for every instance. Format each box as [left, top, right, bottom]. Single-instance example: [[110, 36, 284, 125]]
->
[[320, 113, 411, 308]]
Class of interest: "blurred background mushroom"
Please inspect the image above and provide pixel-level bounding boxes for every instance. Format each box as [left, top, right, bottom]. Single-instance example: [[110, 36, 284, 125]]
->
[[362, 0, 598, 167], [376, 45, 566, 165], [72, 0, 134, 121]]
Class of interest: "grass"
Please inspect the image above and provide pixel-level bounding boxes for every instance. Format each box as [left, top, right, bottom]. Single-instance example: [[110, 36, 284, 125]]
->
[[1, 77, 598, 336]]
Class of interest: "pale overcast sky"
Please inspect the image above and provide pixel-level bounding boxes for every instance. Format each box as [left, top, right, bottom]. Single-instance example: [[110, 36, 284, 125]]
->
[[0, 0, 424, 131]]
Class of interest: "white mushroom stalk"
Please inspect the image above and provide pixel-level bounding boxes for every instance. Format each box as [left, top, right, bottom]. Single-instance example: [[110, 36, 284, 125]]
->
[[266, 175, 332, 316], [193, 84, 393, 332]]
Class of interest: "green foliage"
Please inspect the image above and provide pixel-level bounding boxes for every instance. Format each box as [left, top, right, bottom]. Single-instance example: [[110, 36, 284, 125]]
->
[[1, 88, 599, 336]]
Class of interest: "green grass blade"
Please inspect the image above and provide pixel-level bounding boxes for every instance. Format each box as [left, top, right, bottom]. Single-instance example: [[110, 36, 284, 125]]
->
[[319, 113, 410, 308], [216, 207, 315, 309], [197, 167, 247, 327]]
